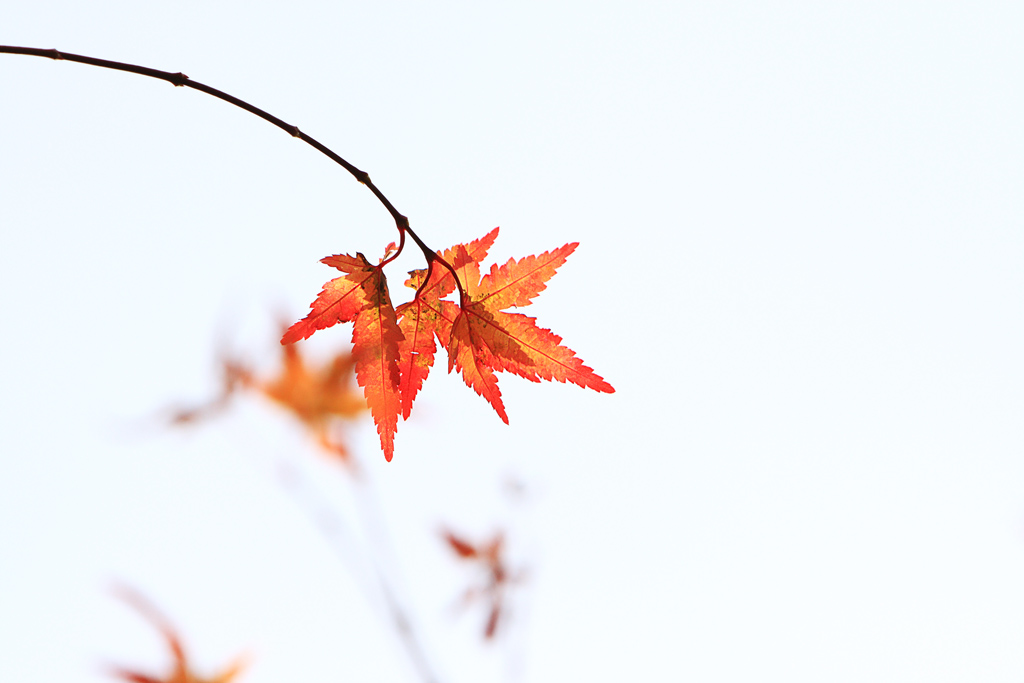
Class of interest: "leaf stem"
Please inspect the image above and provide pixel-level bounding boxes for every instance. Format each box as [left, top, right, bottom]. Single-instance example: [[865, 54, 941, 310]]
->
[[0, 44, 468, 298]]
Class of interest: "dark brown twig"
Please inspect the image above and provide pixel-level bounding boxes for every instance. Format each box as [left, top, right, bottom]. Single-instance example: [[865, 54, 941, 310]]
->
[[0, 45, 464, 294]]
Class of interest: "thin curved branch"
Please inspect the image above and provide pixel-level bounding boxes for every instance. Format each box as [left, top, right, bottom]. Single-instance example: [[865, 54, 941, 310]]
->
[[0, 45, 466, 294]]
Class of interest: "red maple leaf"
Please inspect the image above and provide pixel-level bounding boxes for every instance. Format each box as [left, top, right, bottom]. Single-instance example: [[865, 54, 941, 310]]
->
[[395, 228, 499, 419], [284, 249, 403, 461], [410, 231, 614, 421]]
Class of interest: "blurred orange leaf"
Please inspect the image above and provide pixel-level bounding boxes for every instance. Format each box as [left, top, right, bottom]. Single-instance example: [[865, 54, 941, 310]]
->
[[258, 341, 368, 465], [109, 587, 245, 683], [442, 530, 522, 640], [171, 338, 367, 466]]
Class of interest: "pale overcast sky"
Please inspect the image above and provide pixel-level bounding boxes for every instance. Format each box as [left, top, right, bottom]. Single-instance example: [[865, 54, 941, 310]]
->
[[3, 2, 1024, 681]]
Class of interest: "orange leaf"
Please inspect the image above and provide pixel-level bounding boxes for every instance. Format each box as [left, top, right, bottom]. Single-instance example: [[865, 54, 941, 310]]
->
[[404, 227, 499, 300], [110, 587, 245, 683], [462, 309, 614, 393], [282, 253, 377, 344], [285, 251, 404, 460], [396, 229, 498, 419], [258, 342, 366, 466], [444, 531, 479, 559], [475, 242, 578, 309], [445, 237, 614, 418], [447, 308, 508, 422], [351, 267, 403, 460], [395, 296, 460, 419], [260, 343, 365, 424], [440, 530, 518, 641]]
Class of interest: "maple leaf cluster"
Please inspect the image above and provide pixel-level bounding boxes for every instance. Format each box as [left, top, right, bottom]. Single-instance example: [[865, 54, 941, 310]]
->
[[284, 228, 614, 461]]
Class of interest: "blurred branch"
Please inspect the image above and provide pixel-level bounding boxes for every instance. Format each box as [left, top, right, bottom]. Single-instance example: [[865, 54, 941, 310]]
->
[[275, 459, 442, 683]]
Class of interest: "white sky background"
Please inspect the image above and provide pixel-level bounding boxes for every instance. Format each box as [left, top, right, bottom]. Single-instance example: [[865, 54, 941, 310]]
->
[[2, 1, 1023, 681]]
